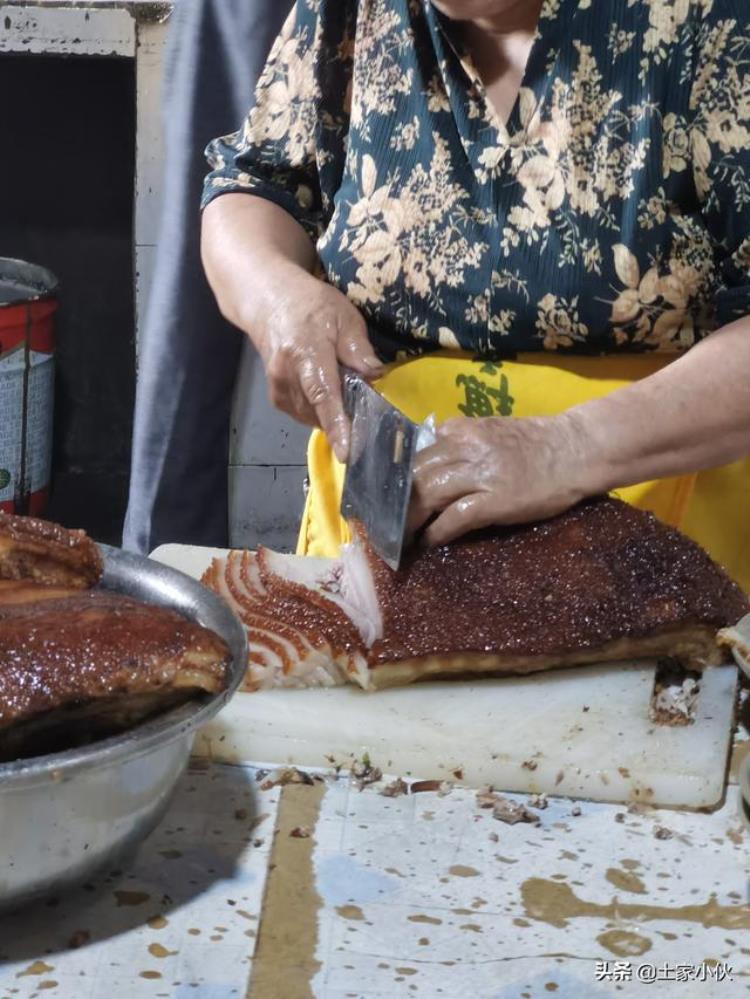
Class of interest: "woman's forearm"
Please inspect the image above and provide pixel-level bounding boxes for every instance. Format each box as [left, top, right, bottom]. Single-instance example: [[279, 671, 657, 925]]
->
[[200, 193, 318, 340], [573, 320, 750, 494], [200, 192, 383, 458]]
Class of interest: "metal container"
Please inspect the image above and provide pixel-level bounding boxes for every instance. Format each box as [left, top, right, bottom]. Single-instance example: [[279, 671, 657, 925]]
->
[[0, 546, 247, 911], [0, 257, 59, 517]]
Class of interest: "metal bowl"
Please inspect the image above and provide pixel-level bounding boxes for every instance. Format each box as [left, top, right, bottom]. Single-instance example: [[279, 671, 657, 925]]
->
[[0, 545, 246, 911]]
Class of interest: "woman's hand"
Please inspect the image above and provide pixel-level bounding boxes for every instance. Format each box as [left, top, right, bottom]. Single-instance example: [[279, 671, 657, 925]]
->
[[409, 413, 595, 546], [255, 270, 383, 462], [201, 194, 383, 462]]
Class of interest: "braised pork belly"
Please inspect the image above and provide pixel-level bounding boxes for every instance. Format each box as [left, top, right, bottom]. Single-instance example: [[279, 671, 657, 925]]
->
[[204, 498, 748, 691]]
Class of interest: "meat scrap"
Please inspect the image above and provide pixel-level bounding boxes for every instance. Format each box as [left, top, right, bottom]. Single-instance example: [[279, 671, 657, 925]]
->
[[351, 753, 382, 790], [476, 790, 540, 825], [398, 778, 453, 797], [259, 767, 315, 790], [654, 826, 674, 840], [527, 793, 548, 810], [380, 778, 409, 798], [289, 827, 311, 839], [649, 661, 701, 727]]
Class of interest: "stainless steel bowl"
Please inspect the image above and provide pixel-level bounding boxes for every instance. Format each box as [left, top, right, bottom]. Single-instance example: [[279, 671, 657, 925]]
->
[[0, 545, 246, 911]]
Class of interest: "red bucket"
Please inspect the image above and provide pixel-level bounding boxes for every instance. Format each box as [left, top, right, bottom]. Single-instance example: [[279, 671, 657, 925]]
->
[[0, 258, 59, 516]]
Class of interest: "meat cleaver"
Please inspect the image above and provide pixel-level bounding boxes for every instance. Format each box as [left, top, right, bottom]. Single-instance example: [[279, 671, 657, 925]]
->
[[340, 369, 421, 570]]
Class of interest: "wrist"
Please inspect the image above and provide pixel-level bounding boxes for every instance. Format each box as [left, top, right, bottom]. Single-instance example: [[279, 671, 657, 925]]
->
[[238, 260, 317, 344], [561, 406, 615, 500]]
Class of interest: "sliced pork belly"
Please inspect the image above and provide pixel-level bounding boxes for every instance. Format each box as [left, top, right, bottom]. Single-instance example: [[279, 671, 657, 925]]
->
[[0, 579, 82, 606], [360, 497, 748, 689], [0, 512, 102, 588], [201, 551, 359, 689]]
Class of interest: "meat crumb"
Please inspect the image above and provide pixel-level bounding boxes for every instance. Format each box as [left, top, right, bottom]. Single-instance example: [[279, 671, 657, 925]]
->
[[521, 760, 538, 771], [289, 827, 311, 839], [614, 812, 626, 823], [452, 768, 464, 781], [654, 825, 674, 840], [627, 801, 654, 815], [252, 838, 264, 848], [488, 832, 499, 843], [68, 930, 90, 949], [570, 805, 582, 817], [351, 753, 382, 790], [555, 770, 565, 786], [380, 778, 409, 798], [476, 788, 498, 810], [477, 790, 540, 825], [650, 663, 701, 726], [411, 779, 443, 794], [527, 793, 548, 810], [259, 766, 314, 790]]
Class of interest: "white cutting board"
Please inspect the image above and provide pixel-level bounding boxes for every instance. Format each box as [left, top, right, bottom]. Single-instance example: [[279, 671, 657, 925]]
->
[[152, 544, 739, 809]]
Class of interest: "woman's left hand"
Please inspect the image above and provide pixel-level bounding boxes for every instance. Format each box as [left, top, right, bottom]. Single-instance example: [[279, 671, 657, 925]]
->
[[409, 413, 597, 547]]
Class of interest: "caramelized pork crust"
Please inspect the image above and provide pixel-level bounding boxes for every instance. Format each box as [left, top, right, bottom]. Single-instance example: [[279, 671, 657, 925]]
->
[[364, 498, 749, 671], [0, 591, 231, 759], [0, 512, 103, 588]]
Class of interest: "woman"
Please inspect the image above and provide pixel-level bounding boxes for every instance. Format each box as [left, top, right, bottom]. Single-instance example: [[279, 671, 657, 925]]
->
[[201, 0, 750, 588]]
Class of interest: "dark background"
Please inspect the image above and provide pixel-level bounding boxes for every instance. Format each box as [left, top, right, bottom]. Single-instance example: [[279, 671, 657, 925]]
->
[[0, 53, 136, 544]]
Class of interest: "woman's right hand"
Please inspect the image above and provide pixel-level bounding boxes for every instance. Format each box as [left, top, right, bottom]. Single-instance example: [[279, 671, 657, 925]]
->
[[201, 195, 383, 461], [254, 269, 383, 463]]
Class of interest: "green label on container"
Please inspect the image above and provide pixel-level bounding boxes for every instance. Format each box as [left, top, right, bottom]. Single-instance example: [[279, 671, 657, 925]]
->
[[0, 469, 10, 490]]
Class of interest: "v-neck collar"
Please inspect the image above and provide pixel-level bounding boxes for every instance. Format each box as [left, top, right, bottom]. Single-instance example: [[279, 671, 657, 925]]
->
[[422, 0, 576, 178]]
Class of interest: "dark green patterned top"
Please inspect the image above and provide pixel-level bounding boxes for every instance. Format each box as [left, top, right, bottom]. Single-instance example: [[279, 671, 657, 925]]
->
[[203, 0, 750, 361]]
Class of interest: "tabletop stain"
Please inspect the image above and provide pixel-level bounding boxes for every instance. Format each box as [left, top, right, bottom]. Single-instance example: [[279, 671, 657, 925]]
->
[[449, 865, 480, 878], [247, 781, 327, 999], [597, 929, 653, 956], [148, 943, 177, 958], [114, 890, 150, 907], [336, 905, 365, 921], [522, 878, 750, 930], [605, 868, 647, 895], [17, 961, 54, 977]]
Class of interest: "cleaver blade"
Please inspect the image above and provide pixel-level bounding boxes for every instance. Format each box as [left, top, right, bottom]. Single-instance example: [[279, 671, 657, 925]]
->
[[340, 369, 419, 570]]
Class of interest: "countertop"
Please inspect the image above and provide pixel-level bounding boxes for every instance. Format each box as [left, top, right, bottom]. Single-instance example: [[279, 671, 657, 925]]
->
[[0, 701, 748, 998]]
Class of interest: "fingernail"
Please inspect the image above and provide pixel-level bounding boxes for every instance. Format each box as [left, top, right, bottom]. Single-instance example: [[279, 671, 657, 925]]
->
[[362, 356, 383, 370]]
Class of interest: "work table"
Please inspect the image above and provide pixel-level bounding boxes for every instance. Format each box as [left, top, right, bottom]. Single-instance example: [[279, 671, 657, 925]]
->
[[0, 717, 747, 998]]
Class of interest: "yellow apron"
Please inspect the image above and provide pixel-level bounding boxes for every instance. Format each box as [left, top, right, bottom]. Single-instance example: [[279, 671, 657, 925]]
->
[[297, 353, 750, 592]]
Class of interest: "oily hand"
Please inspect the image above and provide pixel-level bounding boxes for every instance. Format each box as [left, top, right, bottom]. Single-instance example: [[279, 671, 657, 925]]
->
[[258, 273, 383, 462], [409, 414, 592, 546]]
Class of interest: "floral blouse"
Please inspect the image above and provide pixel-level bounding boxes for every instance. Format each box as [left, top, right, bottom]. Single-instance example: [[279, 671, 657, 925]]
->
[[203, 0, 750, 361]]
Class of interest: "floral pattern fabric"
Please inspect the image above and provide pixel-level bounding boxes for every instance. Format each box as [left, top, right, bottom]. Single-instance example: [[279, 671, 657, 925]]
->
[[203, 0, 750, 361]]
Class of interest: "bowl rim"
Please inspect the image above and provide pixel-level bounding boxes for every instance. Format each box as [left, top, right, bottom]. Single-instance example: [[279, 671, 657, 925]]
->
[[0, 544, 247, 788]]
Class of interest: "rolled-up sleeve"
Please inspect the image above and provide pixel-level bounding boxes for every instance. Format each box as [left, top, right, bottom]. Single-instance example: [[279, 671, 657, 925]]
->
[[202, 1, 352, 243], [690, 0, 750, 327]]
